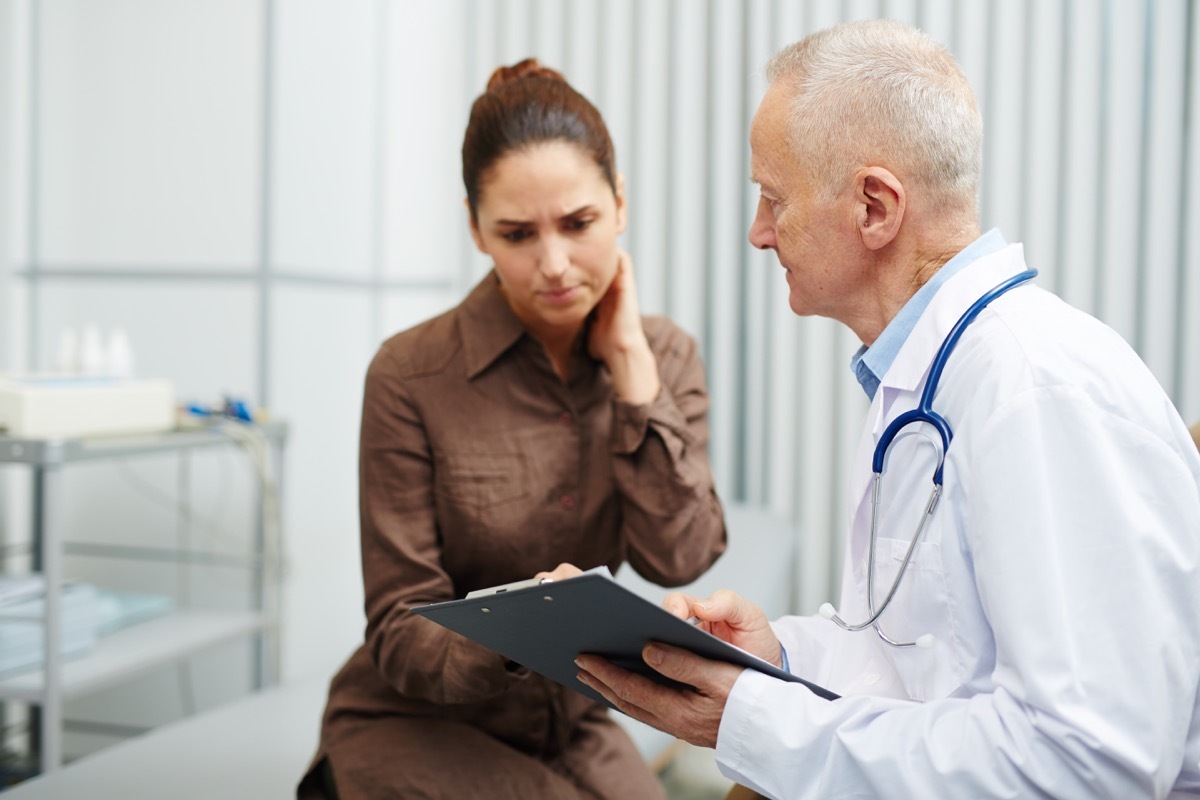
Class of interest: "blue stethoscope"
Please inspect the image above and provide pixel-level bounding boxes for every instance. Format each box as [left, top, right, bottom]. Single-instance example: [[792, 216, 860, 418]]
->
[[820, 268, 1038, 648]]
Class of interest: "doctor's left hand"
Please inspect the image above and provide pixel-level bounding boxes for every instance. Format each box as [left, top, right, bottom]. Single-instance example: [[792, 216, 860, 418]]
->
[[575, 645, 742, 749]]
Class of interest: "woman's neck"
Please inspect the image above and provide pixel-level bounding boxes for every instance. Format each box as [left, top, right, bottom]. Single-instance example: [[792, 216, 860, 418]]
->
[[532, 324, 581, 381]]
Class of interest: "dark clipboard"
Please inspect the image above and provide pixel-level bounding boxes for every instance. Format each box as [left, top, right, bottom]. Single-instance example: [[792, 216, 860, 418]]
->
[[411, 571, 839, 709]]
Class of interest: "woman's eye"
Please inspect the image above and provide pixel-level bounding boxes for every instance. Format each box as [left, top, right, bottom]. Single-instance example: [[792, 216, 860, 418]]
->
[[566, 218, 593, 232], [501, 229, 531, 243]]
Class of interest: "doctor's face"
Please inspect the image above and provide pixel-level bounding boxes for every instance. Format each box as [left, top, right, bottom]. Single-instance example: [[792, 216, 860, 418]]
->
[[469, 140, 627, 341], [748, 84, 865, 324]]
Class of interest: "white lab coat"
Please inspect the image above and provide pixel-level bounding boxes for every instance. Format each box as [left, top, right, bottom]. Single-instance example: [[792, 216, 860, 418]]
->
[[716, 244, 1200, 799]]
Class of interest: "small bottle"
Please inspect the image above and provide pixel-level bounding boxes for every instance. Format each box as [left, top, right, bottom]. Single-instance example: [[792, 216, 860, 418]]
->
[[106, 327, 134, 378], [79, 324, 105, 376]]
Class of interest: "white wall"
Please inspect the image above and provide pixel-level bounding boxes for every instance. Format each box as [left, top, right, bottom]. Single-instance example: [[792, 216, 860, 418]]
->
[[1, 0, 25, 375], [1, 0, 1198, 764], [0, 4, 11, 374]]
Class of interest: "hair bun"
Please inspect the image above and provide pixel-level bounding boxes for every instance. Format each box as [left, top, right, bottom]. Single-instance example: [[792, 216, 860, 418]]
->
[[486, 58, 565, 92]]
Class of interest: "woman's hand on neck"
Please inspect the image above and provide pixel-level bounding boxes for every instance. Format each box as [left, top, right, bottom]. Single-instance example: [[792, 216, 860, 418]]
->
[[586, 251, 660, 404]]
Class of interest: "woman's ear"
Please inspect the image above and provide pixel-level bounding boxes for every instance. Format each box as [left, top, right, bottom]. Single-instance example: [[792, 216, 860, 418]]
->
[[614, 174, 628, 235], [855, 167, 904, 251], [465, 198, 489, 254]]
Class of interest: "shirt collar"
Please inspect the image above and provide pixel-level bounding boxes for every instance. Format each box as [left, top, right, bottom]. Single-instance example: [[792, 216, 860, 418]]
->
[[459, 271, 527, 379], [849, 228, 1008, 400]]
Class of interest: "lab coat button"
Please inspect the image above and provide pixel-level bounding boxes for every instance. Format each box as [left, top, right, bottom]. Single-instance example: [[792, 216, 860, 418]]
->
[[560, 495, 575, 509], [559, 412, 573, 425]]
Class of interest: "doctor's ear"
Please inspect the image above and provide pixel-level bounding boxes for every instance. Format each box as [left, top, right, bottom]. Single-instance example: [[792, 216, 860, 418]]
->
[[855, 167, 904, 251], [465, 197, 489, 254]]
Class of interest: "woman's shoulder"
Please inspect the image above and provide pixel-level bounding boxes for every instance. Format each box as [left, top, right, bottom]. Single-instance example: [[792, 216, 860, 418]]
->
[[641, 315, 700, 362], [372, 304, 465, 380]]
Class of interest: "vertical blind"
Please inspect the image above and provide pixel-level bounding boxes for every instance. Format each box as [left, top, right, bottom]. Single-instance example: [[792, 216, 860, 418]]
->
[[10, 0, 1198, 617]]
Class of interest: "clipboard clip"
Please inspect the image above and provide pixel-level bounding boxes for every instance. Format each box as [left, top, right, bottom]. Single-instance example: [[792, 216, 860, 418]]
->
[[465, 576, 553, 600]]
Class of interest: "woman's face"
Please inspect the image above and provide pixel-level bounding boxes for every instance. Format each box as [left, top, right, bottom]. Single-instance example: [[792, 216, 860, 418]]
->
[[469, 141, 626, 341]]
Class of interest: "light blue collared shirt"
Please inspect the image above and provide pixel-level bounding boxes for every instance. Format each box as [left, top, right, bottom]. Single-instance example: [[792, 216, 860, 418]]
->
[[850, 229, 1008, 400]]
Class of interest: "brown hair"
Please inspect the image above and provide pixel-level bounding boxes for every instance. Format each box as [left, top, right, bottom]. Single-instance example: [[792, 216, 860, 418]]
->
[[462, 58, 617, 220]]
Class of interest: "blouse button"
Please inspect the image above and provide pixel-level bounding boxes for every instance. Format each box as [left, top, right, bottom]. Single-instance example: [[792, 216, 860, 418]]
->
[[560, 494, 575, 510], [559, 412, 573, 425]]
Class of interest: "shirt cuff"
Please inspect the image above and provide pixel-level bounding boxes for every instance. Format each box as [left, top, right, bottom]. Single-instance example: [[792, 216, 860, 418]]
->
[[610, 384, 690, 455], [611, 397, 652, 454]]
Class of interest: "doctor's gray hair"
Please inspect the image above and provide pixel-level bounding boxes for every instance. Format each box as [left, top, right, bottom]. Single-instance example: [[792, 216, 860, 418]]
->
[[766, 19, 982, 214]]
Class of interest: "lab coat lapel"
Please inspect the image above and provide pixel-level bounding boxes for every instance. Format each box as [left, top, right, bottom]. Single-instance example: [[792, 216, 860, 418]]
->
[[846, 246, 1029, 536], [883, 248, 1028, 401]]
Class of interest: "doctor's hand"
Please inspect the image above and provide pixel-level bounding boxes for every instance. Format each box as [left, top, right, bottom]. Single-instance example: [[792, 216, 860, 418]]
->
[[587, 250, 661, 405], [575, 645, 742, 749], [664, 589, 783, 668]]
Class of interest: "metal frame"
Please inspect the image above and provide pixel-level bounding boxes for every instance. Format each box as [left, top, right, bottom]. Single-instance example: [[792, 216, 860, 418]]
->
[[0, 421, 287, 773]]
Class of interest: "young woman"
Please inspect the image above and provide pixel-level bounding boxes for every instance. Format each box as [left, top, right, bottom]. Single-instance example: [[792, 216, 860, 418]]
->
[[298, 59, 726, 799]]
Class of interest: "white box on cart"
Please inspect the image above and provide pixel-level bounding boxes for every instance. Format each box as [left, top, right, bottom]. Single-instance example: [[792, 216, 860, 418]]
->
[[0, 375, 176, 439]]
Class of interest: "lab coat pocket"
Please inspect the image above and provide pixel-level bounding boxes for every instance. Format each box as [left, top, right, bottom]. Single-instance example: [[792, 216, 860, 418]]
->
[[872, 536, 959, 701]]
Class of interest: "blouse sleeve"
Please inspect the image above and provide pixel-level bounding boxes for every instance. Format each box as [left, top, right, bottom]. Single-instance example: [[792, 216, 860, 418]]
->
[[610, 321, 727, 585], [356, 347, 516, 705]]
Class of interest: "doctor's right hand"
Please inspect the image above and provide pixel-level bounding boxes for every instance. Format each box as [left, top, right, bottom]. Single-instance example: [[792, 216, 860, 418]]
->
[[663, 590, 783, 669]]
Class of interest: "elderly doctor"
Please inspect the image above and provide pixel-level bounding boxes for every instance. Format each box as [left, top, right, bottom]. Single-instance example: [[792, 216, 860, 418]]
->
[[574, 18, 1200, 800]]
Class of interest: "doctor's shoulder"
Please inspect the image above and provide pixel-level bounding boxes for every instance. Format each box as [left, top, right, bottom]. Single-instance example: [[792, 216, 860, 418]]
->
[[967, 292, 1182, 439]]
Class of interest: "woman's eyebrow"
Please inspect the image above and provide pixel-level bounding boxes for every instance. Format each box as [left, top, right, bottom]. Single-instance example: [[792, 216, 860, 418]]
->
[[494, 205, 596, 226]]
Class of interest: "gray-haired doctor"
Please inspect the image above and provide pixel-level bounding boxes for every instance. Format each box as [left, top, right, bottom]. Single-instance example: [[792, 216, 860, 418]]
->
[[576, 19, 1200, 800]]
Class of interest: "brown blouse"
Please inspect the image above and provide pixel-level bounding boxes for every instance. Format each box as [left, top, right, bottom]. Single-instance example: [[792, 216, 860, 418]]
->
[[304, 273, 726, 798]]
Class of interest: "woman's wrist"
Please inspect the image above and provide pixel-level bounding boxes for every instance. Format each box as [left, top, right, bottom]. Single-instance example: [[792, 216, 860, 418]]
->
[[605, 338, 660, 405]]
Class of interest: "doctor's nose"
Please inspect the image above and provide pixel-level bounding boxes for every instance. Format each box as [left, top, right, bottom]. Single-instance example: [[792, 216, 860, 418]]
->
[[748, 200, 777, 252]]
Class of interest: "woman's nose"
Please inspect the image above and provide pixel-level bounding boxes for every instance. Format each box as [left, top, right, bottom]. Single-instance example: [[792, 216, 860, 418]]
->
[[538, 237, 570, 278]]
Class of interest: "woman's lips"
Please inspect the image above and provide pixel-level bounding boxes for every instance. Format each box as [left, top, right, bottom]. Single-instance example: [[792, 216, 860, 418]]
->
[[539, 286, 581, 305]]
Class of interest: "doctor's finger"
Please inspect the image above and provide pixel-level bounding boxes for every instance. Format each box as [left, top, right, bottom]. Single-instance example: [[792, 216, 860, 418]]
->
[[598, 646, 732, 749], [662, 592, 701, 620], [575, 656, 678, 727], [693, 589, 767, 627], [642, 643, 740, 701], [576, 653, 728, 749]]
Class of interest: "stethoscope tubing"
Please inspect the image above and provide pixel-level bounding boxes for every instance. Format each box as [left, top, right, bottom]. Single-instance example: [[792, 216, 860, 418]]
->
[[826, 268, 1038, 647], [872, 269, 1040, 484]]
